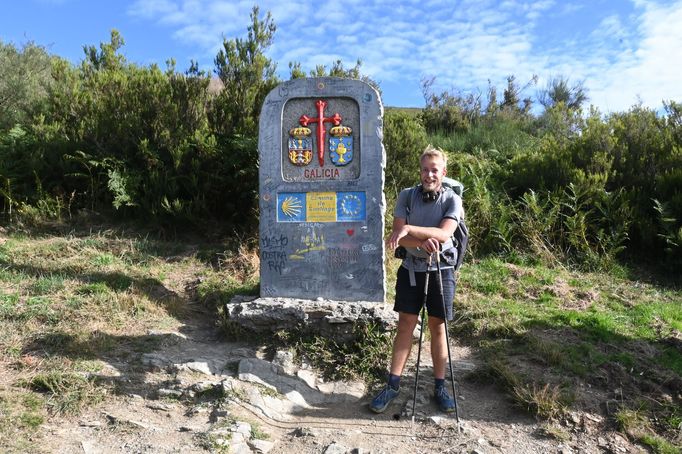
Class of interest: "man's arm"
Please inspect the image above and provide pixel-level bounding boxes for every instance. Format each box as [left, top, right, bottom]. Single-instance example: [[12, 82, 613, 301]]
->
[[387, 217, 458, 253]]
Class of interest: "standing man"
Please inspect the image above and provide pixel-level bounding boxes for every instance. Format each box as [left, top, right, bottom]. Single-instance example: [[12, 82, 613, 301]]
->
[[370, 145, 463, 413]]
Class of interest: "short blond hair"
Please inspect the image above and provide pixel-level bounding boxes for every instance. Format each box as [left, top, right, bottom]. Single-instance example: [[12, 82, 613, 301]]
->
[[420, 144, 448, 168]]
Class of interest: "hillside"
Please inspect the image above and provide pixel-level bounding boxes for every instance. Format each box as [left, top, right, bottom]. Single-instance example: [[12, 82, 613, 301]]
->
[[0, 226, 679, 453]]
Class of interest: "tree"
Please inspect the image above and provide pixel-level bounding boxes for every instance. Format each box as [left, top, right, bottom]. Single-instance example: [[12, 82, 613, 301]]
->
[[419, 76, 482, 133], [0, 40, 53, 130], [538, 75, 588, 111], [501, 75, 520, 111], [212, 5, 279, 137], [485, 80, 499, 115], [500, 75, 537, 114], [288, 58, 381, 95], [82, 30, 126, 72]]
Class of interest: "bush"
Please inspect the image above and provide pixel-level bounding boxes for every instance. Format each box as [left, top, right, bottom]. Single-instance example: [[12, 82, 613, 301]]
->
[[383, 110, 428, 197]]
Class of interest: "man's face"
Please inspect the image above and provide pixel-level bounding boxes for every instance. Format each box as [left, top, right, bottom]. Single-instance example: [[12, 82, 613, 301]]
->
[[420, 155, 447, 193]]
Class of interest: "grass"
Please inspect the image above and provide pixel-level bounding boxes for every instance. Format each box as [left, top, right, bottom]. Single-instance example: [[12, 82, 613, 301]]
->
[[454, 256, 681, 449], [273, 322, 394, 386], [0, 226, 260, 450], [23, 370, 105, 415], [615, 407, 681, 454], [0, 389, 46, 452], [0, 226, 680, 451]]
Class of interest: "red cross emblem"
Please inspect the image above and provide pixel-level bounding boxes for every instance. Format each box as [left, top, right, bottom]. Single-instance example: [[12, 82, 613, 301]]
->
[[299, 100, 342, 167]]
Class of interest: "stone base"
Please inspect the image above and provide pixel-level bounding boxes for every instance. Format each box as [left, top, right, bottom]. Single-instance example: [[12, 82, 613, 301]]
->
[[225, 296, 398, 339]]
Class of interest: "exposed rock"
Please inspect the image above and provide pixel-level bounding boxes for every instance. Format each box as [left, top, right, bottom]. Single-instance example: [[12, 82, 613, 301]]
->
[[249, 439, 275, 453], [296, 369, 317, 387], [103, 412, 155, 431], [146, 402, 174, 412], [238, 357, 365, 411], [157, 388, 183, 398], [231, 440, 254, 454], [147, 329, 187, 339], [429, 416, 444, 425], [324, 441, 349, 454], [232, 421, 252, 436], [225, 297, 397, 340], [238, 358, 281, 392], [245, 386, 296, 420], [177, 360, 213, 375], [191, 380, 221, 393], [293, 427, 319, 437], [80, 440, 100, 454], [79, 420, 102, 428], [142, 353, 170, 370], [272, 349, 297, 374]]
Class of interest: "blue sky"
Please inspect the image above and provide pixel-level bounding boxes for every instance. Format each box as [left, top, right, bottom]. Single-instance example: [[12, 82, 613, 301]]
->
[[3, 0, 681, 111]]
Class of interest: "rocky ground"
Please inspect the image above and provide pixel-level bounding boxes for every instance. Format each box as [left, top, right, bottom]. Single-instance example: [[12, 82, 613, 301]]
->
[[36, 294, 648, 454]]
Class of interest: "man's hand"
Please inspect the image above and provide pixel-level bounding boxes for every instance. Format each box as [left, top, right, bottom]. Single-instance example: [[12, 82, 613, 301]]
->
[[387, 224, 409, 250], [419, 237, 440, 254]]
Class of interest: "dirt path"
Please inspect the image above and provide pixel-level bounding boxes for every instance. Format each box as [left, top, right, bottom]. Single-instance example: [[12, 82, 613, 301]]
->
[[39, 285, 644, 454]]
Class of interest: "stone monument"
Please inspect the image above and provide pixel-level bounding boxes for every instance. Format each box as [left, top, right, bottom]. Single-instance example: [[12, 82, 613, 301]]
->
[[258, 77, 386, 302]]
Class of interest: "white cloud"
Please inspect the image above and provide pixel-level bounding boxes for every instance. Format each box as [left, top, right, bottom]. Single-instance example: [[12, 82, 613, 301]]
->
[[126, 0, 682, 110], [128, 0, 178, 18], [585, 0, 682, 112]]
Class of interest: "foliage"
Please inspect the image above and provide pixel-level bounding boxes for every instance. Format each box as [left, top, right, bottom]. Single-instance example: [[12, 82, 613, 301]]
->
[[212, 6, 278, 138], [24, 371, 103, 415], [276, 322, 394, 386], [420, 76, 482, 133], [289, 58, 381, 95], [0, 40, 53, 131], [537, 75, 588, 111], [383, 110, 428, 195], [0, 6, 680, 266]]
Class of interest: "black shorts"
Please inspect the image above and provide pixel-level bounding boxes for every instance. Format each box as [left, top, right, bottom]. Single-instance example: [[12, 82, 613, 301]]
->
[[393, 266, 456, 320]]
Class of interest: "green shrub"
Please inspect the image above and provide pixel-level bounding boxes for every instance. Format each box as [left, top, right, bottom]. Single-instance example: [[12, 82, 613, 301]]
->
[[383, 110, 428, 197]]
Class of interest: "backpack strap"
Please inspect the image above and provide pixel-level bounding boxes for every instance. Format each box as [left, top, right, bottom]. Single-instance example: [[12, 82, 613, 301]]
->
[[405, 185, 418, 223], [405, 185, 419, 286]]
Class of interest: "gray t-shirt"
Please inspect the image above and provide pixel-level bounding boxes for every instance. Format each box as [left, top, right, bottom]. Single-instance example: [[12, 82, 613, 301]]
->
[[394, 186, 463, 272]]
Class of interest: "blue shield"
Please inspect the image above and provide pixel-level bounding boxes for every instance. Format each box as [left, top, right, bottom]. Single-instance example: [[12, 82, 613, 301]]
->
[[329, 136, 353, 166]]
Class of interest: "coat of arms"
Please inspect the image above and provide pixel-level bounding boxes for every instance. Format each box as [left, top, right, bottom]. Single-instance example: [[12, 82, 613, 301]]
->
[[329, 125, 353, 166], [288, 126, 313, 166]]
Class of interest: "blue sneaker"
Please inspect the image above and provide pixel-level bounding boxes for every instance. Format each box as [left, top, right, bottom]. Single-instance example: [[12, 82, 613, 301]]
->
[[369, 385, 400, 413], [434, 385, 456, 413]]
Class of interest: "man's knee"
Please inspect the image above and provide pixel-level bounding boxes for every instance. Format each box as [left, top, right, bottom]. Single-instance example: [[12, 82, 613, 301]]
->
[[427, 314, 444, 328], [396, 312, 418, 333]]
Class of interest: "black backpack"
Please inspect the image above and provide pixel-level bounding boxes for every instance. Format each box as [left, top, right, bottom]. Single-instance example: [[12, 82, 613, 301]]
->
[[404, 178, 469, 270]]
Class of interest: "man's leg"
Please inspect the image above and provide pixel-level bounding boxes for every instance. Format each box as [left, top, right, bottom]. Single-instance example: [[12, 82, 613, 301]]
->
[[370, 312, 418, 413], [429, 315, 455, 412], [428, 315, 447, 379], [389, 312, 419, 376], [428, 311, 456, 412]]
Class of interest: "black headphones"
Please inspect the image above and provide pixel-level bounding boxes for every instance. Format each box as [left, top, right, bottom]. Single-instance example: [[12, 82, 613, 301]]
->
[[420, 185, 442, 203]]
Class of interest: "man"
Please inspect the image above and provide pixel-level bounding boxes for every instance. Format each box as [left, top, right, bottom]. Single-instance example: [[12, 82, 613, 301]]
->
[[370, 145, 463, 414]]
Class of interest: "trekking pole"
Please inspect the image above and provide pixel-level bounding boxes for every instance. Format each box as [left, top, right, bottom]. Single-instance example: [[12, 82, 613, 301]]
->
[[435, 253, 461, 430], [412, 255, 431, 424]]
